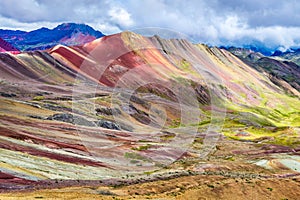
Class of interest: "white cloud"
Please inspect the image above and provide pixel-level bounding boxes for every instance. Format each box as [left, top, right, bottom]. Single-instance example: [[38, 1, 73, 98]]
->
[[88, 22, 122, 35], [0, 16, 58, 31], [108, 7, 134, 27]]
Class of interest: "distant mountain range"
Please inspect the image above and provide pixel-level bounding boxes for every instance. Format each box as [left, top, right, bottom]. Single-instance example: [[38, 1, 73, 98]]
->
[[226, 46, 300, 93], [0, 23, 104, 51]]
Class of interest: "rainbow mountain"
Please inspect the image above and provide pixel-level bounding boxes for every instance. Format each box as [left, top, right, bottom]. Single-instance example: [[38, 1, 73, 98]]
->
[[0, 31, 299, 198]]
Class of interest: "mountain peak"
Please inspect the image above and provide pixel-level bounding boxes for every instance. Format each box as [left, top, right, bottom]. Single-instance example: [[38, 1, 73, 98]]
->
[[53, 23, 103, 35], [55, 23, 89, 31], [0, 23, 105, 51]]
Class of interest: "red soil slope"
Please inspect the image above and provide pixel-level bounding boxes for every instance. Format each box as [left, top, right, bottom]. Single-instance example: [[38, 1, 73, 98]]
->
[[0, 38, 19, 54]]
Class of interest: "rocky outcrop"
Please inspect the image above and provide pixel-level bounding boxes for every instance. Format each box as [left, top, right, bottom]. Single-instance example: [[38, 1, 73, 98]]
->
[[47, 113, 121, 130], [95, 107, 121, 115], [47, 113, 95, 127], [96, 119, 121, 130]]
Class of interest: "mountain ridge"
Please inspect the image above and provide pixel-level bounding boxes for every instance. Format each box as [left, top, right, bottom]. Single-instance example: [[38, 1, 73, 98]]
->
[[226, 46, 300, 95], [0, 23, 105, 51]]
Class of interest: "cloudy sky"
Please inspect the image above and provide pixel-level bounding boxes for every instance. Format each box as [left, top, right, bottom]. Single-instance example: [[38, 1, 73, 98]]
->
[[0, 0, 299, 50]]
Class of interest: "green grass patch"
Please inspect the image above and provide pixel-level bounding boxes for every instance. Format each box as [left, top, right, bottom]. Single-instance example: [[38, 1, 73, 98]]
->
[[124, 152, 151, 162], [131, 144, 151, 151], [223, 126, 300, 147], [178, 59, 191, 70], [168, 119, 181, 128], [32, 95, 45, 101]]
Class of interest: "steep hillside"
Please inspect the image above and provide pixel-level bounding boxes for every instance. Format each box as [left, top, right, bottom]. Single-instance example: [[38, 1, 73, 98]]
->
[[0, 37, 19, 53]]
